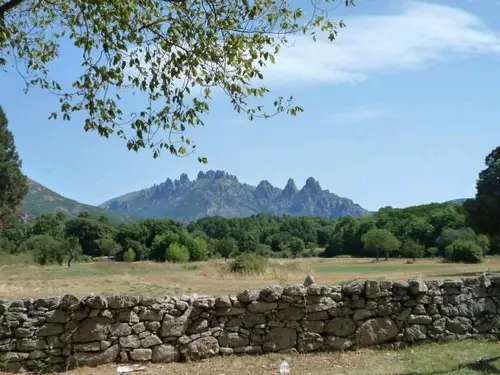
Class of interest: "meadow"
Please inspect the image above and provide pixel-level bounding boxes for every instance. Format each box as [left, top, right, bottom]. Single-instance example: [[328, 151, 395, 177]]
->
[[1, 256, 499, 299]]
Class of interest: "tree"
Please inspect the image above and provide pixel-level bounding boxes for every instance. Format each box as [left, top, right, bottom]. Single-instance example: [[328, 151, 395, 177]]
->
[[444, 240, 483, 264], [98, 236, 122, 258], [1, 1, 354, 161], [287, 236, 305, 259], [64, 236, 82, 268], [217, 237, 238, 260], [20, 235, 64, 265], [0, 106, 28, 226], [401, 239, 425, 262], [464, 146, 500, 241], [362, 228, 400, 261], [166, 243, 190, 263], [123, 248, 136, 262]]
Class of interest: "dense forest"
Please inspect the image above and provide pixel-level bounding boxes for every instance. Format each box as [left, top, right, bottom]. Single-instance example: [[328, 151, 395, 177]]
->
[[1, 106, 499, 266]]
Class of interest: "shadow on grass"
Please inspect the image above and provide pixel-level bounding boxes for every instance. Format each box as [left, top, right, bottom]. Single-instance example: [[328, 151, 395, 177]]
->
[[397, 356, 500, 375]]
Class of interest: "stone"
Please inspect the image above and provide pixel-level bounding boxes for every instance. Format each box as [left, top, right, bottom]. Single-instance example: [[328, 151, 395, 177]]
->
[[408, 315, 432, 325], [263, 328, 296, 352], [120, 335, 141, 349], [303, 321, 324, 333], [218, 331, 249, 348], [215, 307, 246, 316], [325, 318, 356, 337], [181, 336, 219, 361], [298, 332, 323, 352], [38, 323, 65, 337], [140, 334, 162, 348], [405, 325, 427, 342], [60, 294, 79, 309], [324, 336, 353, 350], [409, 276, 428, 294], [107, 296, 139, 309], [234, 346, 263, 355], [355, 318, 399, 346], [303, 275, 315, 287], [237, 289, 260, 303], [29, 350, 47, 360], [132, 322, 146, 334], [247, 301, 278, 313], [365, 281, 380, 298], [152, 344, 180, 363], [129, 348, 152, 361], [118, 310, 140, 324], [146, 321, 161, 332], [242, 312, 267, 328], [219, 347, 233, 355], [1, 352, 29, 362], [139, 309, 164, 321], [69, 344, 119, 367], [342, 280, 365, 295], [447, 317, 472, 334], [16, 338, 47, 351], [187, 319, 208, 334], [83, 295, 108, 309], [45, 310, 68, 323], [283, 285, 306, 297], [74, 342, 101, 352], [14, 328, 33, 338], [111, 322, 132, 337], [160, 314, 189, 337], [307, 297, 336, 312], [73, 317, 111, 342], [259, 285, 284, 302], [276, 307, 305, 321], [353, 309, 374, 321], [307, 311, 329, 321]]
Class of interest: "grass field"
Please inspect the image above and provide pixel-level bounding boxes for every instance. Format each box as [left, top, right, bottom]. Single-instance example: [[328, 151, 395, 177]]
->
[[1, 256, 499, 299]]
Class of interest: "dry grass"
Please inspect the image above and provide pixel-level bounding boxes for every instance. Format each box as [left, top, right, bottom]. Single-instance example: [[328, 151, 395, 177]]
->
[[1, 257, 499, 299]]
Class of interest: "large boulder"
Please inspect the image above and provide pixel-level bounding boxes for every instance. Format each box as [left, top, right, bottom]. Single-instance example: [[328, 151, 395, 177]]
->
[[355, 318, 399, 346]]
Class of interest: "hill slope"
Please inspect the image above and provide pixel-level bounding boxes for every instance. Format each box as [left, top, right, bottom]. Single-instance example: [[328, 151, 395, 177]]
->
[[100, 170, 368, 222], [22, 179, 135, 223]]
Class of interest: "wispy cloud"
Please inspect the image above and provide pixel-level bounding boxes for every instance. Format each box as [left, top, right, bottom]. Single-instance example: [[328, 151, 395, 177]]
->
[[329, 108, 390, 123], [263, 1, 500, 85]]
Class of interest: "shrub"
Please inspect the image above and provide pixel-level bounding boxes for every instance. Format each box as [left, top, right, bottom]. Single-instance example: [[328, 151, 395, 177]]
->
[[19, 235, 64, 266], [444, 240, 483, 264], [300, 248, 315, 258], [123, 248, 136, 263], [229, 253, 268, 274], [166, 243, 190, 263], [287, 237, 305, 259], [427, 247, 439, 258], [401, 239, 425, 261]]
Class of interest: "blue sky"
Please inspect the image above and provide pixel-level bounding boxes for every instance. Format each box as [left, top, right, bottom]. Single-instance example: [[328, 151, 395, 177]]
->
[[2, 0, 500, 212]]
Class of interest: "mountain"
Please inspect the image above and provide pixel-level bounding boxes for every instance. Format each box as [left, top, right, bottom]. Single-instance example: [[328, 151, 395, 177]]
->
[[446, 198, 469, 205], [99, 170, 368, 222], [22, 179, 135, 223]]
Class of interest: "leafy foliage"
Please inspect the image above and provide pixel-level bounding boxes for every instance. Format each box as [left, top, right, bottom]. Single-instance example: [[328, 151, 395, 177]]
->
[[444, 240, 483, 264], [1, 0, 354, 161], [361, 228, 400, 260], [0, 106, 28, 226], [229, 253, 268, 274], [166, 242, 190, 263], [123, 248, 136, 263]]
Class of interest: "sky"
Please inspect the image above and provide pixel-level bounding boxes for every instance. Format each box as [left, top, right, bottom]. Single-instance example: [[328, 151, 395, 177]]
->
[[2, 0, 500, 212]]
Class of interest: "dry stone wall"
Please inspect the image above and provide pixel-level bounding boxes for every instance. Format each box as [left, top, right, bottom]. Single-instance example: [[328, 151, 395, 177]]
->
[[2, 274, 500, 372]]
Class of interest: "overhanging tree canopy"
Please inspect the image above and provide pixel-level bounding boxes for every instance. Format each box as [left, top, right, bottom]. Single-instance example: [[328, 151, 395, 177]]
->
[[0, 0, 354, 161]]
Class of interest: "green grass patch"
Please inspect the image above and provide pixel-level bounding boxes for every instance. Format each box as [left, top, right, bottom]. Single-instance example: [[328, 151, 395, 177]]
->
[[315, 262, 444, 274]]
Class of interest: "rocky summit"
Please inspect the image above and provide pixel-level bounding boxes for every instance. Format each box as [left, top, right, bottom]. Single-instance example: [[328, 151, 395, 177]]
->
[[99, 170, 368, 222]]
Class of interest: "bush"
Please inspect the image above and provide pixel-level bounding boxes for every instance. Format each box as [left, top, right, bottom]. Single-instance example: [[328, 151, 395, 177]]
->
[[300, 248, 315, 258], [427, 247, 439, 258], [19, 235, 64, 266], [166, 243, 190, 263], [229, 253, 268, 274], [444, 240, 483, 264], [123, 248, 136, 262], [401, 239, 425, 261]]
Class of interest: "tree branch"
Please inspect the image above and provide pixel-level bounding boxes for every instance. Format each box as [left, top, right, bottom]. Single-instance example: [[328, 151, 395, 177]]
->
[[0, 0, 25, 18]]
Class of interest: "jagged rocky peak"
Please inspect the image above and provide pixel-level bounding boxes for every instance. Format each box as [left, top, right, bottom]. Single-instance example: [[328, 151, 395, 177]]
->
[[199, 170, 238, 181], [179, 173, 190, 184], [302, 177, 322, 195], [282, 178, 298, 197], [254, 180, 275, 199]]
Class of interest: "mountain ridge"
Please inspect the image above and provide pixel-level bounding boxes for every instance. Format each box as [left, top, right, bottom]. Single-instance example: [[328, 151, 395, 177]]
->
[[99, 170, 369, 222]]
